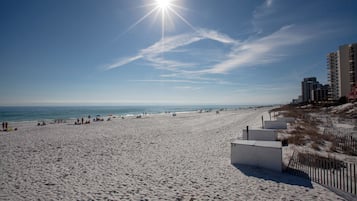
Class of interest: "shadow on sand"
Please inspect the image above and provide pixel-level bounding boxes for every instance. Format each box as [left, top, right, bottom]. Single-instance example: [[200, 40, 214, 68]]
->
[[233, 164, 313, 188]]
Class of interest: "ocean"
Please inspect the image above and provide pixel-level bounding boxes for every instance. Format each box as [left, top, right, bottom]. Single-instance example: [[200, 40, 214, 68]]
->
[[0, 105, 250, 122]]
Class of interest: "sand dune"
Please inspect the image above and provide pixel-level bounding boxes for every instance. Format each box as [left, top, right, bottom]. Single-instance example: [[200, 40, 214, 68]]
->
[[0, 108, 345, 200]]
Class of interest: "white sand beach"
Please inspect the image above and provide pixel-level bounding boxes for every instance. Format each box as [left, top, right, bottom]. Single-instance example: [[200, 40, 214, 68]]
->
[[0, 108, 345, 200]]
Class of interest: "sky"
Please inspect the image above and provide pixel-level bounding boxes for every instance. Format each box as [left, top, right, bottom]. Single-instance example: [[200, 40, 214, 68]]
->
[[0, 0, 357, 106]]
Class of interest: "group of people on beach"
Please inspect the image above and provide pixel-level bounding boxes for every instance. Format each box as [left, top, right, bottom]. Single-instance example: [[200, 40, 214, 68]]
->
[[37, 121, 46, 126], [74, 115, 114, 125], [73, 115, 115, 125], [75, 117, 91, 125]]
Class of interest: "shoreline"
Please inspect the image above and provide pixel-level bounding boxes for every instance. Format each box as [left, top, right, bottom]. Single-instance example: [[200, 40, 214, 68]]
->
[[0, 105, 274, 124]]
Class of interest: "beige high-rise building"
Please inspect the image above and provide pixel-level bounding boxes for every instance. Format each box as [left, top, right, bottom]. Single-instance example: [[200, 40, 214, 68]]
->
[[339, 43, 357, 97], [327, 43, 357, 100]]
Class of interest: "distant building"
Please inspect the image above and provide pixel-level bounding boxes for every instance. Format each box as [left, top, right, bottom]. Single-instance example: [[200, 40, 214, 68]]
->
[[298, 95, 302, 103], [312, 84, 329, 102], [327, 43, 357, 100], [291, 99, 298, 104], [301, 77, 319, 103], [291, 95, 303, 104], [339, 43, 357, 98], [327, 52, 339, 100]]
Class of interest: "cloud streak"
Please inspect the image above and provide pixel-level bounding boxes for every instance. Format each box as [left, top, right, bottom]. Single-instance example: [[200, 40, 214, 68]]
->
[[106, 55, 143, 70], [130, 79, 210, 84], [105, 28, 237, 71], [206, 25, 311, 73], [106, 24, 312, 78]]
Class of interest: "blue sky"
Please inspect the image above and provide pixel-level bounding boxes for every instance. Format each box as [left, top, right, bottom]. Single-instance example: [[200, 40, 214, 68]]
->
[[1, 0, 357, 106]]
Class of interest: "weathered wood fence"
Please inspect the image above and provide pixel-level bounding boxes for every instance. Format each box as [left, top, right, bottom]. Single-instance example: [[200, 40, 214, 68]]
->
[[286, 151, 357, 195], [333, 135, 357, 156], [321, 129, 357, 155]]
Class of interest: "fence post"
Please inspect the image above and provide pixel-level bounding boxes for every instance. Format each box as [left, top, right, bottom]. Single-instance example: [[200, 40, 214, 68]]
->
[[330, 159, 333, 187], [337, 161, 340, 189], [350, 163, 353, 194], [322, 159, 325, 185], [323, 159, 327, 184], [334, 159, 336, 188], [305, 156, 308, 177], [246, 126, 249, 140], [309, 156, 312, 179], [315, 158, 318, 182], [345, 162, 348, 193], [343, 162, 345, 192], [326, 159, 329, 186], [318, 159, 322, 183], [313, 157, 316, 182], [338, 162, 343, 189], [353, 164, 357, 195]]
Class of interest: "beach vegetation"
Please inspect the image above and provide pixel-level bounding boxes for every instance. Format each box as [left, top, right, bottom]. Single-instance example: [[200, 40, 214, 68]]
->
[[275, 104, 356, 156]]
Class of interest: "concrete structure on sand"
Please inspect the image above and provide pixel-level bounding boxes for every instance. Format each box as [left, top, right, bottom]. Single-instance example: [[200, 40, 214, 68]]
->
[[231, 140, 282, 172]]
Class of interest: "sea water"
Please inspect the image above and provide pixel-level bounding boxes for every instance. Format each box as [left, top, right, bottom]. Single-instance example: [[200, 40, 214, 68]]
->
[[0, 105, 250, 122]]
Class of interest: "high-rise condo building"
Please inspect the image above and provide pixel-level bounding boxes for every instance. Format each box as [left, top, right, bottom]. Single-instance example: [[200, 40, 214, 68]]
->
[[301, 77, 319, 103], [339, 43, 357, 98], [327, 43, 357, 100], [327, 52, 339, 100]]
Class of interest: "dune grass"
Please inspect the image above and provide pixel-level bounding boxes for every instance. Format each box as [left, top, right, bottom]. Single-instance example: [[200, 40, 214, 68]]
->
[[273, 105, 341, 152]]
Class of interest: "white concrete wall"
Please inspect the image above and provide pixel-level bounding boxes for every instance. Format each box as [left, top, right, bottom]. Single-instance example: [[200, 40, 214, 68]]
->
[[231, 140, 282, 172], [264, 120, 287, 129], [277, 117, 295, 123], [242, 129, 277, 141]]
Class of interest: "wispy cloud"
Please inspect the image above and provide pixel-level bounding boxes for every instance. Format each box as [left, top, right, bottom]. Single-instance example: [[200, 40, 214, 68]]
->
[[174, 86, 202, 90], [106, 24, 312, 79], [105, 28, 237, 71], [130, 79, 210, 84], [206, 25, 311, 73], [106, 55, 143, 70]]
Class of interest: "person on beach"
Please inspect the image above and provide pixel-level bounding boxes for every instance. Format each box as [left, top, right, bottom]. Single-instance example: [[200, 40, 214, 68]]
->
[[81, 117, 84, 124], [2, 122, 4, 131], [4, 122, 8, 131]]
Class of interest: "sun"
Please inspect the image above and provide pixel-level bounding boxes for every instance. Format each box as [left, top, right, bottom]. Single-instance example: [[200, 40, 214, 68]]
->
[[123, 0, 194, 36], [118, 0, 196, 68], [121, 0, 195, 44], [155, 0, 173, 10]]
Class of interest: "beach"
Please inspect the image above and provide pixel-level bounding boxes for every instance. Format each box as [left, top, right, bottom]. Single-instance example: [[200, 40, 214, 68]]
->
[[0, 107, 345, 200]]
